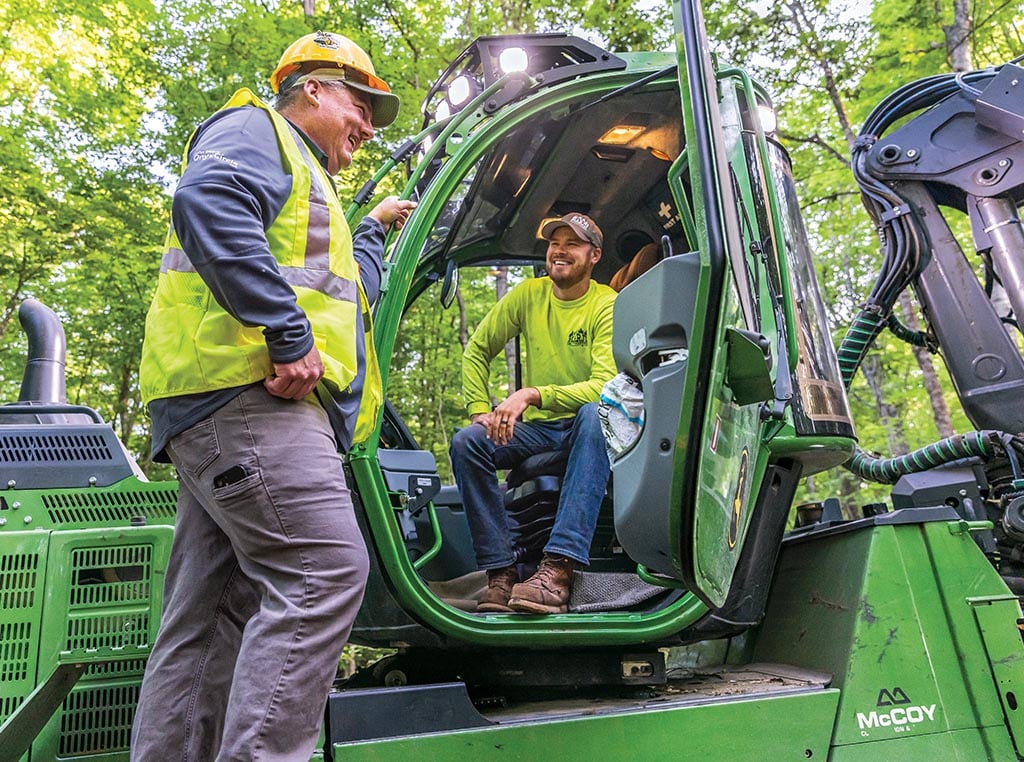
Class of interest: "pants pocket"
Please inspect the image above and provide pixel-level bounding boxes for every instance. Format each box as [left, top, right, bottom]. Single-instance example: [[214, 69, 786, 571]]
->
[[211, 466, 264, 502], [169, 417, 221, 481]]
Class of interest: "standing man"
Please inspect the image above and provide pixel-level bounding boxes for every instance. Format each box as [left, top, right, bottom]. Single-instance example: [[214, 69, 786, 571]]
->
[[450, 213, 617, 615], [132, 31, 414, 761]]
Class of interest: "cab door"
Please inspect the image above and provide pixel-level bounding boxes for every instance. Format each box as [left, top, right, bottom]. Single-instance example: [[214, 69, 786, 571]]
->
[[611, 0, 782, 607]]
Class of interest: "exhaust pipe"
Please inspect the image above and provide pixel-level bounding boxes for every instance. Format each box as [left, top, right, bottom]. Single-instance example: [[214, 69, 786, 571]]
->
[[18, 299, 67, 404]]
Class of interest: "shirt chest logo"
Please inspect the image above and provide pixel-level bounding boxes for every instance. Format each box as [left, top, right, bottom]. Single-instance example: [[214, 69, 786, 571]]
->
[[567, 328, 588, 347]]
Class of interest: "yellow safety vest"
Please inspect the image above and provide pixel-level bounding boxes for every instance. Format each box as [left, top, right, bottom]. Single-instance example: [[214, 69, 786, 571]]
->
[[140, 88, 382, 446]]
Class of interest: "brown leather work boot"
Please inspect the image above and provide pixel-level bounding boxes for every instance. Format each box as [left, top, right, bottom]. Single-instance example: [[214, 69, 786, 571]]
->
[[507, 554, 575, 614], [477, 566, 519, 613]]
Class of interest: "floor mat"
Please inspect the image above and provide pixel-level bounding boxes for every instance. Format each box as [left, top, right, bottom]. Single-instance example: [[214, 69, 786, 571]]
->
[[426, 569, 666, 613]]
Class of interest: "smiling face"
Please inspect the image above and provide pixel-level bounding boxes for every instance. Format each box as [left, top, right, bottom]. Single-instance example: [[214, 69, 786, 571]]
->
[[301, 80, 375, 174], [545, 226, 602, 299]]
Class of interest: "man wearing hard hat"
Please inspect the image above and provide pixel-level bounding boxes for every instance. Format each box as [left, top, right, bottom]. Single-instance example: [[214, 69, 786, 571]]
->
[[132, 31, 414, 761]]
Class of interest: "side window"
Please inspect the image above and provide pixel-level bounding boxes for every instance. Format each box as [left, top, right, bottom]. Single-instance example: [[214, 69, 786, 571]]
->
[[767, 143, 854, 435], [418, 164, 480, 264], [718, 82, 759, 330]]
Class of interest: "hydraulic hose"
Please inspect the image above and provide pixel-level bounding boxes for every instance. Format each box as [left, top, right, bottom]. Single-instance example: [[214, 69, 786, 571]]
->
[[836, 309, 887, 388], [846, 431, 998, 484], [886, 313, 934, 350], [837, 65, 1024, 485]]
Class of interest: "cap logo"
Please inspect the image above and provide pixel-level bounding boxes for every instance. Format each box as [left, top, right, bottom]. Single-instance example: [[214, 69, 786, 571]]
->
[[567, 213, 590, 232], [313, 31, 340, 50]]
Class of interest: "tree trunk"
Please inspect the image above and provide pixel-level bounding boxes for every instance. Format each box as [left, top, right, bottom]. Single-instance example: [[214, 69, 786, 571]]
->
[[943, 0, 974, 72], [785, 0, 857, 151], [897, 291, 955, 438], [456, 285, 468, 350], [860, 353, 909, 456], [494, 266, 516, 394]]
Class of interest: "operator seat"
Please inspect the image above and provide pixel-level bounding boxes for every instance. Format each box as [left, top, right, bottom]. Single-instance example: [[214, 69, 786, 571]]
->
[[503, 450, 570, 562], [609, 242, 660, 292]]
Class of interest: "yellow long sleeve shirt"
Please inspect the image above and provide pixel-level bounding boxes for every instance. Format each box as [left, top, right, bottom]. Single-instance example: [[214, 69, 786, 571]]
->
[[462, 277, 617, 422]]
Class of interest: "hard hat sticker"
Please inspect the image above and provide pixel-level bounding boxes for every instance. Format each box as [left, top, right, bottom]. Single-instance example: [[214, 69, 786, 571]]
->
[[313, 31, 340, 49]]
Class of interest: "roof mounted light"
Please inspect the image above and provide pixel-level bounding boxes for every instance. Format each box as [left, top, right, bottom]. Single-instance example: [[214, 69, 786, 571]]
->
[[448, 75, 474, 107], [498, 47, 529, 74], [420, 34, 627, 131], [757, 103, 778, 135]]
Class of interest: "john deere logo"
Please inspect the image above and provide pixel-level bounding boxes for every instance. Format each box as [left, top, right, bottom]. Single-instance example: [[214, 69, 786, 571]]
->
[[728, 448, 748, 548]]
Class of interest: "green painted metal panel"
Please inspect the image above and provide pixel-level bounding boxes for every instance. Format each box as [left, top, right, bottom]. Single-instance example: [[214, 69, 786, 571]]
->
[[829, 727, 1017, 761], [753, 520, 1023, 760], [0, 531, 49, 762], [0, 479, 178, 759], [969, 593, 1024, 754], [29, 525, 173, 761], [333, 689, 840, 761], [0, 481, 178, 534], [691, 383, 766, 605]]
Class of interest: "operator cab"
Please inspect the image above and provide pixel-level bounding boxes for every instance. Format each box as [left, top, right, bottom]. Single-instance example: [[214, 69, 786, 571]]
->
[[348, 32, 853, 648], [379, 48, 691, 613]]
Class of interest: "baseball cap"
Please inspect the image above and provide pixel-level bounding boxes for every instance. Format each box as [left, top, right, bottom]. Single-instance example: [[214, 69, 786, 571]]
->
[[540, 213, 603, 248]]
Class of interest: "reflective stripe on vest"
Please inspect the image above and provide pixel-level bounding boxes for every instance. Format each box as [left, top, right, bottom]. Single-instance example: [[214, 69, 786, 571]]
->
[[160, 245, 358, 305]]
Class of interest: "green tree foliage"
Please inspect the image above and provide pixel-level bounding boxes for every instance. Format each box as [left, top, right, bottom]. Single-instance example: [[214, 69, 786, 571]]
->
[[0, 0, 170, 470], [2, 0, 1021, 513]]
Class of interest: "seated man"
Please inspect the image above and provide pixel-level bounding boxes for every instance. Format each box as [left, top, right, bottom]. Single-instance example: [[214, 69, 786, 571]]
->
[[450, 213, 617, 614]]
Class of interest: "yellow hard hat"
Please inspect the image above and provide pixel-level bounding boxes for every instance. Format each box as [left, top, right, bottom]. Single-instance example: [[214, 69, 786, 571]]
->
[[271, 31, 400, 127]]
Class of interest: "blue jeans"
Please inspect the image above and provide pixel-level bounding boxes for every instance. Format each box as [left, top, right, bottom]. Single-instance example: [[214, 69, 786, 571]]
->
[[132, 385, 369, 762], [450, 402, 610, 568]]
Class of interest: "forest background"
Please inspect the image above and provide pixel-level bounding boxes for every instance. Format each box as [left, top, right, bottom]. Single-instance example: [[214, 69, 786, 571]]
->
[[1, 0, 1022, 508]]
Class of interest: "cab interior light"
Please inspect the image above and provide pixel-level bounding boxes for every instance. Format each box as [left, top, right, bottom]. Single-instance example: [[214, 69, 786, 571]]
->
[[598, 124, 646, 145]]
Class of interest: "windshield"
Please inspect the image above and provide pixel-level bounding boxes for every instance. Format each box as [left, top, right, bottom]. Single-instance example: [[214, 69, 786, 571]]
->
[[416, 82, 688, 280]]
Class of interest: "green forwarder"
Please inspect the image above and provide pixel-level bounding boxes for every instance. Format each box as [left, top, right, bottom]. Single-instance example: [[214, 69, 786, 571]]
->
[[4, 1, 1024, 759]]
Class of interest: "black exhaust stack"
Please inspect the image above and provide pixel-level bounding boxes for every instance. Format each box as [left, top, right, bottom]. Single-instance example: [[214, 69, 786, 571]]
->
[[3, 300, 136, 487], [17, 299, 67, 404]]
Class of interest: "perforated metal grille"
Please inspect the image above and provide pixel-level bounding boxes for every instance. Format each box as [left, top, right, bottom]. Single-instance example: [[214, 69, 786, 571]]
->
[[66, 613, 149, 651], [0, 552, 38, 610], [69, 546, 152, 608], [83, 658, 147, 680], [43, 488, 177, 525], [0, 552, 38, 689], [0, 621, 32, 682], [0, 694, 25, 725], [0, 431, 114, 463], [59, 683, 138, 756]]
